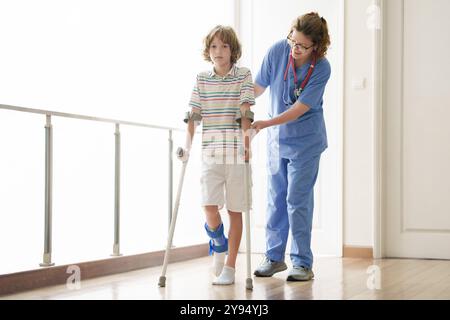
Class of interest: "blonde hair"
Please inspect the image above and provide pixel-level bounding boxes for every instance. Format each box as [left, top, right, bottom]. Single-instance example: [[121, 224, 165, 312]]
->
[[203, 25, 242, 65], [290, 12, 331, 59]]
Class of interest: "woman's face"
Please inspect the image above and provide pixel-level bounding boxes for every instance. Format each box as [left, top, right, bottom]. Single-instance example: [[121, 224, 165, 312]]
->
[[209, 36, 232, 68], [288, 30, 316, 60]]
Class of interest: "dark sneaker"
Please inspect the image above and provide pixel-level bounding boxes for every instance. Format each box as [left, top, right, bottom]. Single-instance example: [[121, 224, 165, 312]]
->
[[254, 256, 287, 277], [286, 266, 314, 281]]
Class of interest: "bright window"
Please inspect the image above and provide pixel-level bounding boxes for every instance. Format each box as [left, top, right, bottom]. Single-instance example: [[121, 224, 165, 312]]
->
[[0, 0, 234, 273]]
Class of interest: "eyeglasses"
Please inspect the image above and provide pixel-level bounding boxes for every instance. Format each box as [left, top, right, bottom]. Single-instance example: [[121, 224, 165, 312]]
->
[[287, 35, 314, 53]]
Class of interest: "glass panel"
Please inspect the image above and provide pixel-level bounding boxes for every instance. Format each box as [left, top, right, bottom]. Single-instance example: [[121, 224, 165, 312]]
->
[[52, 117, 114, 264], [0, 110, 44, 274], [120, 126, 168, 254], [171, 130, 205, 247]]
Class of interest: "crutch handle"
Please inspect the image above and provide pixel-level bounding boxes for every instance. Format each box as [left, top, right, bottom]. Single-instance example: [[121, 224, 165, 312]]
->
[[176, 147, 190, 162], [176, 147, 185, 158]]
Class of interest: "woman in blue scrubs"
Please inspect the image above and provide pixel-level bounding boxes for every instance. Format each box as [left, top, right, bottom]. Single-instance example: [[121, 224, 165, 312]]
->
[[252, 12, 331, 281]]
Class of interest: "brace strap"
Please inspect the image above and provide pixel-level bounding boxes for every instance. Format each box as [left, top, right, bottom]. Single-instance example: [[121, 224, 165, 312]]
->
[[183, 111, 203, 124], [235, 109, 255, 125], [204, 223, 228, 255]]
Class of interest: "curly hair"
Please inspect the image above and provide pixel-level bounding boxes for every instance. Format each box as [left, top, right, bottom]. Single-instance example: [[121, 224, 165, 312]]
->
[[290, 12, 331, 59], [203, 25, 242, 65]]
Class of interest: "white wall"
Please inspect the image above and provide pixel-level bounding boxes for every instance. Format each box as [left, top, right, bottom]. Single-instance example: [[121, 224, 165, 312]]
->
[[343, 0, 376, 247]]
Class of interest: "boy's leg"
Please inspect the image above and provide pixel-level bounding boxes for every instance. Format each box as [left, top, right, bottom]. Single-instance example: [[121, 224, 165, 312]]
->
[[224, 163, 251, 249], [204, 205, 227, 277], [213, 161, 247, 286], [212, 210, 241, 285], [202, 159, 225, 231], [225, 211, 243, 269], [204, 205, 221, 230]]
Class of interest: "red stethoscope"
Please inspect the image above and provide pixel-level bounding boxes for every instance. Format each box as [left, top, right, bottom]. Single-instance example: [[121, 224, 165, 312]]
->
[[283, 52, 317, 98]]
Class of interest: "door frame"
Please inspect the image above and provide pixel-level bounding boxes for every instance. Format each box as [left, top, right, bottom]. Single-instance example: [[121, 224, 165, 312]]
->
[[373, 0, 384, 259]]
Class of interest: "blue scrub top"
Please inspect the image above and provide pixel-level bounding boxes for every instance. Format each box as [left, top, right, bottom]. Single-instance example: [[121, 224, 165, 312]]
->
[[255, 39, 331, 160]]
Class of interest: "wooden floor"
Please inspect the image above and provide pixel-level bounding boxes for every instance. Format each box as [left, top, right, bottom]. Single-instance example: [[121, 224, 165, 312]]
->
[[2, 254, 450, 300]]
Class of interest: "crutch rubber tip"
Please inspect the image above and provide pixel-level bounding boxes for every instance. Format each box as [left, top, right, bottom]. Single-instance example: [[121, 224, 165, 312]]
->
[[158, 276, 166, 287], [246, 278, 253, 290]]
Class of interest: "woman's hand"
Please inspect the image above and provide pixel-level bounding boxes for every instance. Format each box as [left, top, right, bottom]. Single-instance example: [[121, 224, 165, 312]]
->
[[251, 120, 271, 133]]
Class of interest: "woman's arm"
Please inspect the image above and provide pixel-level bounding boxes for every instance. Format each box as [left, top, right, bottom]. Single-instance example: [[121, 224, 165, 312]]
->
[[252, 101, 310, 132], [254, 83, 266, 98]]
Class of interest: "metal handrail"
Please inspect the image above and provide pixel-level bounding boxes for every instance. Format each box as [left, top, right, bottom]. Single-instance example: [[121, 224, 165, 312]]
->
[[0, 103, 184, 266], [0, 103, 184, 132]]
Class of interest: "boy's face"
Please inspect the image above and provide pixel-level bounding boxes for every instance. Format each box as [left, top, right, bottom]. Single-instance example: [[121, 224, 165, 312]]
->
[[209, 36, 232, 68]]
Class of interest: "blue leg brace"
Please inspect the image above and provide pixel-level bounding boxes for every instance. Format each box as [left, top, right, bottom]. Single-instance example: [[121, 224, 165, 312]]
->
[[204, 223, 228, 255]]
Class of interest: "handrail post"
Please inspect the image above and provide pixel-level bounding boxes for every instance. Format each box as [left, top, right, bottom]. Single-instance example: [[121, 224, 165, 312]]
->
[[168, 130, 173, 230], [111, 123, 122, 256], [40, 114, 55, 267]]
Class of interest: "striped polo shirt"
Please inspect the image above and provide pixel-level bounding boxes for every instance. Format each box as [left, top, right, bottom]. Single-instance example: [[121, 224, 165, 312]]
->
[[189, 65, 255, 157]]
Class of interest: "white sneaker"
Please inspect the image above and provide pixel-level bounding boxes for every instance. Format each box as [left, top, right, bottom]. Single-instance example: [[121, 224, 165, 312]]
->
[[212, 266, 235, 285], [212, 251, 226, 277]]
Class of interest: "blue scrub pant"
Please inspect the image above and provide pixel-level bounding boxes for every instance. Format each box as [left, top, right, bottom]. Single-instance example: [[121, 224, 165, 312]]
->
[[265, 154, 321, 269]]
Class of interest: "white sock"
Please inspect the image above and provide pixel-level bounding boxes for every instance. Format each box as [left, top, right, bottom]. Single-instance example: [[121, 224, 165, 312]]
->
[[212, 266, 235, 285], [213, 252, 226, 277]]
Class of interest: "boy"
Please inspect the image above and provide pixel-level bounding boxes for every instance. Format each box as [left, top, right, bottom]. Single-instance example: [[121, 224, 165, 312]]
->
[[179, 25, 255, 285]]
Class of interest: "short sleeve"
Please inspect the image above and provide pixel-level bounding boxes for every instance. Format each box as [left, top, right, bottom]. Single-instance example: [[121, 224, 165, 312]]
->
[[298, 59, 331, 110], [240, 70, 255, 106], [255, 47, 273, 88], [188, 75, 202, 112]]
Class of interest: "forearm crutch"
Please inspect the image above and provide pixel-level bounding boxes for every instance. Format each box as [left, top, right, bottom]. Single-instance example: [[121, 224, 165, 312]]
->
[[244, 157, 253, 290], [158, 147, 188, 287]]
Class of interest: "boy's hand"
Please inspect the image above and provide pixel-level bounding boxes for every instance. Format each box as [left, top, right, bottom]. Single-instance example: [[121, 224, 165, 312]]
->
[[248, 127, 258, 141], [244, 147, 251, 163], [241, 128, 258, 163], [176, 147, 190, 162]]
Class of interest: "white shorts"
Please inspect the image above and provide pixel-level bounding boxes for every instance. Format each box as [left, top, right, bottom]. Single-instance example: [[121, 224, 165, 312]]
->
[[200, 158, 252, 213]]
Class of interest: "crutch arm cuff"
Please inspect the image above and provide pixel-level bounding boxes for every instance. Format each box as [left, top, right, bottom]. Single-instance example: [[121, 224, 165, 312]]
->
[[235, 110, 254, 125]]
